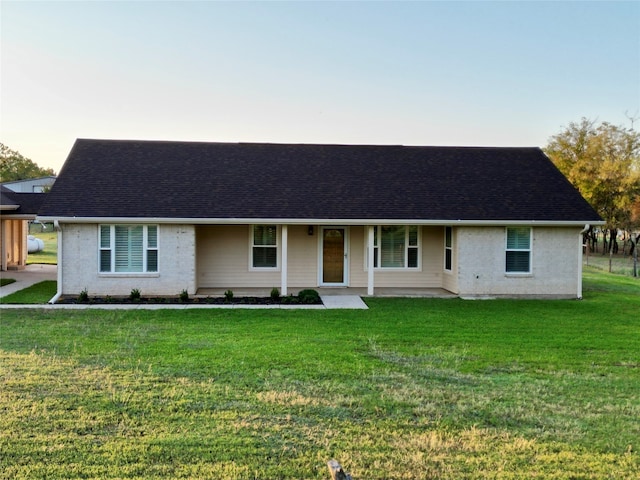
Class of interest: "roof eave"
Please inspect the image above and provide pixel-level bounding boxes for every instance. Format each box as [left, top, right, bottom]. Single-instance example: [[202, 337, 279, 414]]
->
[[36, 216, 606, 227]]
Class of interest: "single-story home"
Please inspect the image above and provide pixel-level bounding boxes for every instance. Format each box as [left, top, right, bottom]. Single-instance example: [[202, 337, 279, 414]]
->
[[37, 139, 603, 301], [1, 185, 48, 271]]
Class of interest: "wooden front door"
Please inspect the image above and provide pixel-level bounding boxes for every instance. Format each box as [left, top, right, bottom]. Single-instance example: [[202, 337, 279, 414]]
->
[[322, 228, 346, 284]]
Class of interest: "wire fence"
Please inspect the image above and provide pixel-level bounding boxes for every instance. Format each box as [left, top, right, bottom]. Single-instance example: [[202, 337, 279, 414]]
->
[[583, 253, 638, 277]]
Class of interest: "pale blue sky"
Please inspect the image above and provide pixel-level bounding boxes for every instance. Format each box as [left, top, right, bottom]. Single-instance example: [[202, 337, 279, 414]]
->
[[2, 0, 639, 172]]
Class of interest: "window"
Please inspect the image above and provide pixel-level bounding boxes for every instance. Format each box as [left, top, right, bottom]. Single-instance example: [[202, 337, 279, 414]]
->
[[99, 225, 158, 273], [372, 225, 419, 269], [444, 226, 452, 271], [506, 227, 531, 273], [252, 225, 278, 269]]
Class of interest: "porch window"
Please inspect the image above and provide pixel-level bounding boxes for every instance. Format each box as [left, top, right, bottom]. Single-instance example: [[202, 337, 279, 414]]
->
[[444, 226, 453, 271], [372, 225, 419, 269], [99, 225, 158, 273], [506, 227, 531, 273], [251, 225, 278, 269]]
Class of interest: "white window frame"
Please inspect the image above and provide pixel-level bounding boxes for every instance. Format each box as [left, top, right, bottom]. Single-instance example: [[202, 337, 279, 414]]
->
[[367, 225, 420, 270], [505, 227, 532, 274], [99, 224, 159, 275], [249, 225, 279, 271], [444, 226, 453, 272]]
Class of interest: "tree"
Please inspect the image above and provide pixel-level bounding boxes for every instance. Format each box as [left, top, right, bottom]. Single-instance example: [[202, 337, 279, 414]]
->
[[544, 118, 640, 256], [0, 143, 55, 183]]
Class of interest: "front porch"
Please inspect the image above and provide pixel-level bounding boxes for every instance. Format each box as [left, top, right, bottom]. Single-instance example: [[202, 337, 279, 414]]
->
[[196, 224, 456, 297], [195, 286, 457, 298]]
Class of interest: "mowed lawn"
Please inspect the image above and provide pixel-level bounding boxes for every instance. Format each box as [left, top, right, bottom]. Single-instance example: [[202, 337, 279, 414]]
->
[[0, 269, 638, 479]]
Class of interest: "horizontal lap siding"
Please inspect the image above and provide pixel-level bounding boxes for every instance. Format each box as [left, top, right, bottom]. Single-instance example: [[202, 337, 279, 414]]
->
[[287, 225, 318, 287], [197, 225, 273, 288], [196, 225, 318, 289], [61, 224, 196, 296], [369, 226, 444, 288], [196, 225, 447, 290], [348, 226, 444, 288]]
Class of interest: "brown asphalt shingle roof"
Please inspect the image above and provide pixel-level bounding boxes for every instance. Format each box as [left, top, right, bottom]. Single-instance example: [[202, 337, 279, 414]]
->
[[38, 139, 602, 223]]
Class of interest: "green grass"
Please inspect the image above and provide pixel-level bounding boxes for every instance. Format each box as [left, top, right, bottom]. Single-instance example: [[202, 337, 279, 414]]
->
[[0, 269, 638, 479], [0, 278, 16, 287], [0, 280, 57, 304], [26, 231, 57, 265]]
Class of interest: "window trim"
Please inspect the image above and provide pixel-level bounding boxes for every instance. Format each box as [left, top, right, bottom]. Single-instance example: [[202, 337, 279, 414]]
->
[[505, 226, 532, 275], [249, 225, 280, 271], [98, 224, 159, 275], [366, 225, 421, 271], [444, 226, 453, 272]]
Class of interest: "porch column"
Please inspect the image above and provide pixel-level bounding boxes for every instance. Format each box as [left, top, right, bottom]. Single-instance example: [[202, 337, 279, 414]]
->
[[281, 224, 288, 296], [1, 220, 7, 271], [19, 220, 28, 268], [367, 225, 375, 295]]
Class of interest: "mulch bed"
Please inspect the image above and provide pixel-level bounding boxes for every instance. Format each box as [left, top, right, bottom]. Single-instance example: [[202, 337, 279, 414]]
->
[[57, 295, 322, 306]]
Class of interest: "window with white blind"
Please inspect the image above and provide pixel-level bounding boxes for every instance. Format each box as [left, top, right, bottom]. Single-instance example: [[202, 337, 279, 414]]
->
[[372, 225, 419, 269], [251, 225, 278, 269], [505, 227, 531, 273], [99, 225, 158, 273]]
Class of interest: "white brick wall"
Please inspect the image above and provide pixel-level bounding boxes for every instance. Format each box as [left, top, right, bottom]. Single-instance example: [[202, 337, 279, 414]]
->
[[60, 223, 582, 298], [456, 226, 581, 298], [60, 223, 196, 296]]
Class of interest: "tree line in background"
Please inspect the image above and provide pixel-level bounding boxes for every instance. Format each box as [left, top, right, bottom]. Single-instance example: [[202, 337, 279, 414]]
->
[[0, 143, 55, 183], [544, 118, 640, 262]]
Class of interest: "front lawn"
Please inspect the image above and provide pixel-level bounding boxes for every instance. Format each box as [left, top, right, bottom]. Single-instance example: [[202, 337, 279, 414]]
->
[[0, 269, 638, 478], [0, 280, 56, 304]]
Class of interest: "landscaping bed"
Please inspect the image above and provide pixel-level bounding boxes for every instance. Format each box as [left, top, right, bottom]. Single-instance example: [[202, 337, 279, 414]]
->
[[56, 289, 322, 305]]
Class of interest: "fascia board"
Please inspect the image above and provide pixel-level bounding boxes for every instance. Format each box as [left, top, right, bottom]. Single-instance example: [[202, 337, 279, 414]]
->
[[36, 216, 606, 227], [2, 214, 37, 220]]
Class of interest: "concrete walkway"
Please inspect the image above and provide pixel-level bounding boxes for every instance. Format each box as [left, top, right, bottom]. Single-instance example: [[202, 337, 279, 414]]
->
[[0, 265, 368, 309], [0, 264, 57, 298]]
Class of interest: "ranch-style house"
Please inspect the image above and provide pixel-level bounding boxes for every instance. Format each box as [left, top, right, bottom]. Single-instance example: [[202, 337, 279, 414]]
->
[[37, 139, 603, 301]]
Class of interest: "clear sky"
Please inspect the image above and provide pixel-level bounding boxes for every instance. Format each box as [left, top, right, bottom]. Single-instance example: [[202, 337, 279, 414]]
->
[[1, 0, 639, 173]]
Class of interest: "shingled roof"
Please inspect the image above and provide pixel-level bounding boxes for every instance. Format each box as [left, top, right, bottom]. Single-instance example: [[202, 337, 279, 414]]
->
[[1, 185, 47, 216], [38, 139, 602, 224]]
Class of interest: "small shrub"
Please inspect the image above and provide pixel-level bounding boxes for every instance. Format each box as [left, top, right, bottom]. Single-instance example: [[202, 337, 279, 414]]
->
[[270, 287, 280, 301], [130, 288, 141, 302], [224, 289, 234, 303], [78, 288, 89, 303], [179, 289, 189, 303], [281, 295, 299, 304], [298, 289, 320, 304]]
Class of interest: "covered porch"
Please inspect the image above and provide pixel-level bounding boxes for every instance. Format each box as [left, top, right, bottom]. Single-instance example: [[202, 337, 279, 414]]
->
[[195, 286, 457, 298], [196, 223, 456, 297]]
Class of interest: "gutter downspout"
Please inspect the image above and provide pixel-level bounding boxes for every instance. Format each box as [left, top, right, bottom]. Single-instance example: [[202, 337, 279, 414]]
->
[[577, 224, 590, 300], [48, 220, 63, 304]]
